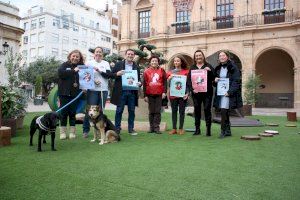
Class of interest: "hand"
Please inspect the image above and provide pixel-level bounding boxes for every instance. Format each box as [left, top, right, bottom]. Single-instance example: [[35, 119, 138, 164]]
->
[[162, 93, 166, 99], [224, 92, 229, 97], [137, 82, 142, 86], [183, 94, 189, 100], [144, 97, 148, 102], [82, 89, 87, 93], [204, 67, 211, 71], [94, 67, 99, 71], [193, 90, 198, 94], [168, 74, 173, 81], [215, 77, 220, 83], [117, 70, 124, 76], [74, 67, 79, 72]]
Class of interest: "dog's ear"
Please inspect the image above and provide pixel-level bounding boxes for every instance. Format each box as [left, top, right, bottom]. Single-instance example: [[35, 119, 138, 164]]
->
[[86, 105, 91, 112], [98, 106, 103, 114]]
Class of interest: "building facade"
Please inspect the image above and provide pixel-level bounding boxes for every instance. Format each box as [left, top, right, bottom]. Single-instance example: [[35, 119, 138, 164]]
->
[[0, 1, 24, 85], [118, 0, 300, 109], [20, 0, 118, 65]]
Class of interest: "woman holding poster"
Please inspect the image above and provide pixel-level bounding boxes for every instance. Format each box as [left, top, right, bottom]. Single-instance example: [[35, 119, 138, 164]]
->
[[167, 56, 189, 135], [187, 50, 215, 136], [213, 51, 243, 139], [143, 56, 167, 134], [58, 50, 84, 140], [82, 47, 112, 138]]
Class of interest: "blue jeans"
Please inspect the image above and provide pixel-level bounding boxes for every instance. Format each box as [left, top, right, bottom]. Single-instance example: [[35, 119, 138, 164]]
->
[[115, 90, 136, 132], [83, 90, 108, 133]]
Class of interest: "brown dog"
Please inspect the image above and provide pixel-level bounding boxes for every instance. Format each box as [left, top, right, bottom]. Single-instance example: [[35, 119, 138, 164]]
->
[[87, 105, 120, 145]]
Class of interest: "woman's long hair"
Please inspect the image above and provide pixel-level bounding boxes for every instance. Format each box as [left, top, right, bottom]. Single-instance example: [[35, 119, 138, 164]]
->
[[193, 50, 208, 65], [67, 49, 84, 65], [169, 55, 188, 70]]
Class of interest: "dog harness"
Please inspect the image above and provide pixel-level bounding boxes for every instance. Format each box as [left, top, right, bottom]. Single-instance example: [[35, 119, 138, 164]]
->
[[36, 116, 56, 133]]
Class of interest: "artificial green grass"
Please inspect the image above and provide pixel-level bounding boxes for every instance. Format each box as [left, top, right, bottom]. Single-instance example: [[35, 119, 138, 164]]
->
[[0, 112, 299, 200]]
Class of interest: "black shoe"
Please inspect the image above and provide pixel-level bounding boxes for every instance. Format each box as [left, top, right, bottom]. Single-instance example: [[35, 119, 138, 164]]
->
[[206, 127, 211, 137], [147, 130, 154, 133], [193, 128, 201, 136], [155, 131, 162, 134], [219, 130, 226, 139]]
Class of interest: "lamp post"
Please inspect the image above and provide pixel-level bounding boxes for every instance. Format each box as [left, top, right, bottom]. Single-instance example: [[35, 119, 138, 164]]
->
[[0, 41, 10, 127]]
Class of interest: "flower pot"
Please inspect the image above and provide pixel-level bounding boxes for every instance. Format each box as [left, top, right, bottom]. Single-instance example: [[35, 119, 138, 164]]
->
[[16, 115, 25, 129], [287, 112, 297, 122], [242, 104, 252, 116], [34, 98, 44, 105], [0, 126, 11, 147], [2, 118, 17, 137]]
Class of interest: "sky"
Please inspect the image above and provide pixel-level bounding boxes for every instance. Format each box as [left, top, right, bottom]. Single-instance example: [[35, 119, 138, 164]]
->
[[4, 0, 121, 17]]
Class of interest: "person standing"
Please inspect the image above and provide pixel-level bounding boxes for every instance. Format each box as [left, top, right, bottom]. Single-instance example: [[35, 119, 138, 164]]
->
[[213, 51, 243, 138], [187, 50, 215, 136], [110, 49, 141, 135], [143, 55, 167, 134], [167, 56, 189, 135], [82, 47, 111, 138], [58, 49, 84, 139]]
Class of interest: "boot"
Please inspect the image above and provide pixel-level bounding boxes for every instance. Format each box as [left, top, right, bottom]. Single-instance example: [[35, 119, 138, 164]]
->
[[178, 129, 185, 135], [206, 125, 211, 137], [169, 129, 177, 135], [193, 126, 201, 135], [69, 126, 76, 139], [225, 124, 232, 136], [60, 126, 67, 140]]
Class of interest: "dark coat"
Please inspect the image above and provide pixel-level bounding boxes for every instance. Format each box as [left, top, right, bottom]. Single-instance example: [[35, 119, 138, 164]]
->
[[58, 62, 81, 97], [187, 63, 215, 95], [110, 60, 141, 106], [213, 60, 243, 109]]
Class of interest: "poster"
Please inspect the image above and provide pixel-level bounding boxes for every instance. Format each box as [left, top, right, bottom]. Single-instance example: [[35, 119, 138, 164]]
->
[[78, 65, 95, 90], [122, 70, 139, 90], [191, 69, 207, 93], [170, 75, 187, 97], [217, 78, 229, 96]]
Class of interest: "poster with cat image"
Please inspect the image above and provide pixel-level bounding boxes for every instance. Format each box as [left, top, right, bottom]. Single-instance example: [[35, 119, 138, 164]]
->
[[191, 69, 207, 93], [122, 70, 139, 90], [78, 65, 95, 90]]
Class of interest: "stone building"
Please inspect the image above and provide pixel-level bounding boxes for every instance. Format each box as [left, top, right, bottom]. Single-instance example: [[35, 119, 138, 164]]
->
[[118, 0, 300, 109]]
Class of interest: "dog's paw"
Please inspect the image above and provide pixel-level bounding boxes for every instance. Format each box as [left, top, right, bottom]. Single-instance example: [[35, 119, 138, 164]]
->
[[90, 139, 96, 142]]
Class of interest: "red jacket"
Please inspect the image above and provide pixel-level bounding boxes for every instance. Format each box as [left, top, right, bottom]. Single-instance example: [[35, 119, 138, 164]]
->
[[143, 67, 167, 95], [166, 68, 189, 99]]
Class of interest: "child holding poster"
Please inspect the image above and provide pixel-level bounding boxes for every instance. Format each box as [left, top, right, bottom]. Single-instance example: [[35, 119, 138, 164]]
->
[[187, 50, 215, 136], [166, 56, 189, 135]]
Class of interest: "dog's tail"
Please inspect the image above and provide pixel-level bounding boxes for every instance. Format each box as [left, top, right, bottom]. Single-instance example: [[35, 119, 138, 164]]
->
[[30, 116, 39, 134]]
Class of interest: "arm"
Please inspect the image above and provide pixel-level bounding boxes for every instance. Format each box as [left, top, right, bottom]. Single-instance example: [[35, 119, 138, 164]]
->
[[227, 65, 241, 96], [186, 69, 192, 94], [58, 63, 76, 79]]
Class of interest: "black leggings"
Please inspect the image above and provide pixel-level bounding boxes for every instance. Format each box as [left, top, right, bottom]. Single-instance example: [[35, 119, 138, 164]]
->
[[192, 93, 213, 127], [170, 98, 187, 129], [59, 95, 78, 126]]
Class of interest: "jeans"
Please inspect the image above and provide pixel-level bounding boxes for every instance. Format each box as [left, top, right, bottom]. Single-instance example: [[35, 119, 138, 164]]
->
[[115, 90, 136, 132], [170, 98, 187, 129], [82, 90, 108, 133]]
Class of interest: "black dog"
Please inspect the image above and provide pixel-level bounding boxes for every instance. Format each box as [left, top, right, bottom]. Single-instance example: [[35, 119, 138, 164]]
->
[[29, 112, 59, 152]]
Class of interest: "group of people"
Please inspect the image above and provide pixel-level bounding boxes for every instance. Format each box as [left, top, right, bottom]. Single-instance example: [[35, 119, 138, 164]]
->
[[57, 48, 242, 140]]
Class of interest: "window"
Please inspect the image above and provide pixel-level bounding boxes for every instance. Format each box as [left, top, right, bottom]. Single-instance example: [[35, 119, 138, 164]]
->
[[62, 36, 69, 44], [81, 41, 87, 47], [39, 17, 45, 28], [38, 32, 45, 42], [62, 17, 69, 29], [52, 48, 58, 56], [264, 0, 285, 24], [53, 17, 60, 27], [138, 10, 151, 38], [73, 25, 79, 32], [81, 17, 84, 24], [22, 50, 28, 58], [38, 46, 44, 57], [112, 29, 118, 38], [216, 0, 234, 29], [24, 22, 29, 30], [112, 18, 118, 26], [73, 39, 78, 45], [113, 41, 117, 49], [23, 36, 28, 44], [96, 22, 99, 29], [82, 28, 87, 35], [30, 34, 37, 43], [89, 20, 94, 28], [101, 36, 111, 43], [31, 19, 37, 29], [175, 9, 190, 34], [30, 48, 36, 58], [52, 33, 59, 42]]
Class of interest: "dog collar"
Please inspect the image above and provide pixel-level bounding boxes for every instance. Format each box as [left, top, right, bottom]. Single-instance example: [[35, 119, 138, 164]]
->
[[36, 116, 56, 132]]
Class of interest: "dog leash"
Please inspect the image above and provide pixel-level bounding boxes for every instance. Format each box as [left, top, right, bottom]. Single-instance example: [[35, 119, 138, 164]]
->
[[55, 91, 84, 113]]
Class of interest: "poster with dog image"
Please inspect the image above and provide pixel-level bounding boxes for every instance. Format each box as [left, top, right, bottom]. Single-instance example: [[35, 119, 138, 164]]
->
[[78, 65, 95, 90], [170, 75, 187, 97], [217, 78, 229, 96], [191, 69, 207, 93], [122, 70, 139, 90]]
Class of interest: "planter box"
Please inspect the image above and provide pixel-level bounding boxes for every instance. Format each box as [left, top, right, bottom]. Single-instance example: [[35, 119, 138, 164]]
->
[[287, 112, 297, 122], [2, 118, 17, 137], [16, 116, 25, 129], [0, 126, 11, 146], [242, 104, 252, 116]]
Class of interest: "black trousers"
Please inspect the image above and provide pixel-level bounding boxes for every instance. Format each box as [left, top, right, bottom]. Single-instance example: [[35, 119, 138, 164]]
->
[[59, 95, 78, 126], [192, 93, 213, 128], [148, 95, 162, 132], [220, 108, 230, 132], [170, 98, 187, 129]]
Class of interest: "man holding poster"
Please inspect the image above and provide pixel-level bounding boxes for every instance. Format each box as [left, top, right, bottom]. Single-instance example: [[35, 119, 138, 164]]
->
[[110, 49, 141, 135], [187, 50, 215, 136]]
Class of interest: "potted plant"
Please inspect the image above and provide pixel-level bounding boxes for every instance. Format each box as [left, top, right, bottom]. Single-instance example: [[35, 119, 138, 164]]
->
[[15, 88, 28, 129], [34, 76, 44, 105], [243, 74, 262, 116]]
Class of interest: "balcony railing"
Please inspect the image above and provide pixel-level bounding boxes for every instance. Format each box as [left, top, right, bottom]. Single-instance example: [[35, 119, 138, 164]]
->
[[166, 9, 294, 35]]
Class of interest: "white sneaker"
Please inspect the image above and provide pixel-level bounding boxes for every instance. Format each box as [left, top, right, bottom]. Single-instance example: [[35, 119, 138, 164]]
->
[[128, 130, 138, 136]]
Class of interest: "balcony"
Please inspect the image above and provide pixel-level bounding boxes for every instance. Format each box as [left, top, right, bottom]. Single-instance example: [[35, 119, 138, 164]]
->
[[166, 9, 294, 35]]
